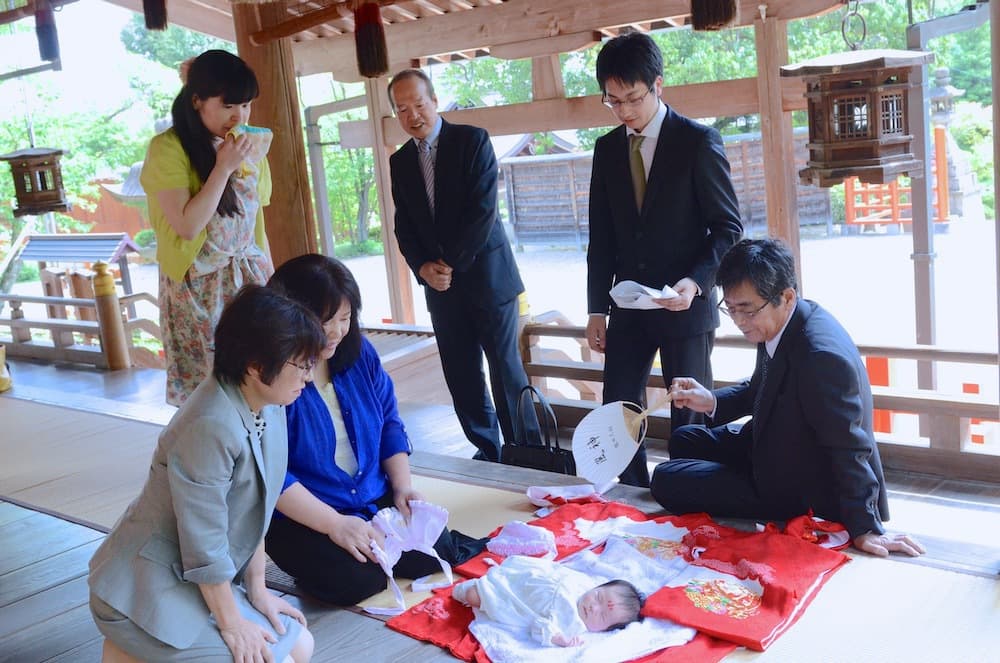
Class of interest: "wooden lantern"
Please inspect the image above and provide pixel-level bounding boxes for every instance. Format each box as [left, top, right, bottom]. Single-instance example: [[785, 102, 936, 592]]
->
[[781, 49, 934, 187], [0, 147, 69, 217]]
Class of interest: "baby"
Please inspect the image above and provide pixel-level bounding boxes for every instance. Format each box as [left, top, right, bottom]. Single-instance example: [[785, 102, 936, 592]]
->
[[452, 555, 644, 647]]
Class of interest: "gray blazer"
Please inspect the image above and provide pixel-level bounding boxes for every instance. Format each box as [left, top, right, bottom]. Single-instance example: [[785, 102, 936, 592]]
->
[[88, 376, 288, 649]]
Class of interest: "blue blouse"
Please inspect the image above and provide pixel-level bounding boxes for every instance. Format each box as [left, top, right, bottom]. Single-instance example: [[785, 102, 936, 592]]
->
[[280, 337, 411, 519]]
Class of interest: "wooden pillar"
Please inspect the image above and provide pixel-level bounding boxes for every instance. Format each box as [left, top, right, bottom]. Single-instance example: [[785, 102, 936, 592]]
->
[[993, 0, 1000, 407], [232, 0, 317, 269], [754, 14, 802, 284], [532, 55, 565, 101], [366, 77, 415, 324]]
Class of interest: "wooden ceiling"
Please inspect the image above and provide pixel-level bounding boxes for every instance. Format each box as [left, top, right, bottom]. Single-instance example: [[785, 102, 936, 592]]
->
[[102, 0, 840, 81]]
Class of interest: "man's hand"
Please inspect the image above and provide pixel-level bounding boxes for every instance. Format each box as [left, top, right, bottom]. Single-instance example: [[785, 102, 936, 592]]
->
[[653, 277, 699, 311], [328, 514, 383, 563], [669, 377, 716, 413], [585, 315, 607, 353], [853, 531, 926, 558], [418, 260, 453, 292]]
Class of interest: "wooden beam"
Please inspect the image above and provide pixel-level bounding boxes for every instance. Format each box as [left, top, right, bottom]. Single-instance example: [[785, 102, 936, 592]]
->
[[105, 0, 236, 41], [233, 1, 318, 268], [490, 31, 601, 61], [248, 0, 359, 46], [339, 77, 807, 149], [294, 0, 842, 77]]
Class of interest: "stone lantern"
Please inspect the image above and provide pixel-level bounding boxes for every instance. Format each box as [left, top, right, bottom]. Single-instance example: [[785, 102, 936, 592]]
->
[[928, 67, 964, 128], [0, 147, 70, 217], [781, 48, 934, 187]]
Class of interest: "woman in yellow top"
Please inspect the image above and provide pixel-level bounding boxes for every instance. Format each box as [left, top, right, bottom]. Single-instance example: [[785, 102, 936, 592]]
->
[[141, 49, 273, 405]]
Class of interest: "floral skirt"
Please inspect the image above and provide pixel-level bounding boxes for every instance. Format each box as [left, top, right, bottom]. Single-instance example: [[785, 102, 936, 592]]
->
[[159, 254, 271, 406]]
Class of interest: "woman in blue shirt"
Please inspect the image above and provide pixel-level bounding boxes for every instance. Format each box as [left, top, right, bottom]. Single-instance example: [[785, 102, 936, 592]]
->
[[265, 254, 481, 605]]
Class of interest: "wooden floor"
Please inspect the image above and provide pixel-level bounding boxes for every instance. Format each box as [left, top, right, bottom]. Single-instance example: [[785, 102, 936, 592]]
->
[[3, 356, 1000, 662]]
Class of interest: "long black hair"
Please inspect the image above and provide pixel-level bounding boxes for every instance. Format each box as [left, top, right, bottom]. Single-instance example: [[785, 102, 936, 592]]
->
[[170, 49, 259, 218]]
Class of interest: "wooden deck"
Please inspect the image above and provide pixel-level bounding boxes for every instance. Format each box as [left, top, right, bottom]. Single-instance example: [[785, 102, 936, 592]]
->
[[3, 354, 1000, 662]]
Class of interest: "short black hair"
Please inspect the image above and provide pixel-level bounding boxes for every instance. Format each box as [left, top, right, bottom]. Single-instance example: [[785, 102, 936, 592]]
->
[[717, 238, 799, 304], [213, 284, 325, 386], [595, 32, 663, 93], [387, 68, 436, 111], [600, 579, 646, 631], [267, 254, 364, 373]]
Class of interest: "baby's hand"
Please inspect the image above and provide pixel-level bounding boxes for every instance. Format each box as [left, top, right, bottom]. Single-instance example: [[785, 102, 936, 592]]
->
[[551, 633, 583, 647]]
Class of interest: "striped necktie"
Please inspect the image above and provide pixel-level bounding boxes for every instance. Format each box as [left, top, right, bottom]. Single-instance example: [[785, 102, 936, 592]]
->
[[629, 134, 646, 210], [418, 139, 435, 215]]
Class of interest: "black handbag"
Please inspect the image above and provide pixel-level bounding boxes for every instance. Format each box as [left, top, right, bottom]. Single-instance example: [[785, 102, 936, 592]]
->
[[500, 385, 576, 475]]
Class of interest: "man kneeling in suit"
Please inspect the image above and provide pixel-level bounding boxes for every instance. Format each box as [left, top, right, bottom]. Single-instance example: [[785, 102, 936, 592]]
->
[[650, 238, 924, 558]]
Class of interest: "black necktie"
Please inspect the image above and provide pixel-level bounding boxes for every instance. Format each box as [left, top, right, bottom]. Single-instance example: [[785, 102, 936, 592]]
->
[[753, 350, 770, 418]]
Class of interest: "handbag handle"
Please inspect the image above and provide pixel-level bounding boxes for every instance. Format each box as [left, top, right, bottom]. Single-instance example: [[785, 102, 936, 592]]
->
[[514, 384, 561, 450]]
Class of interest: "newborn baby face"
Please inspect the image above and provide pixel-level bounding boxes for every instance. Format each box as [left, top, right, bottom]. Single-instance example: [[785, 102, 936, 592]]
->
[[576, 585, 635, 632]]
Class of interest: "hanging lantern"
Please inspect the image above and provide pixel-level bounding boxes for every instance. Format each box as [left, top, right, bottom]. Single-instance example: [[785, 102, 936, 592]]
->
[[780, 4, 934, 187], [0, 148, 70, 217], [781, 49, 934, 187]]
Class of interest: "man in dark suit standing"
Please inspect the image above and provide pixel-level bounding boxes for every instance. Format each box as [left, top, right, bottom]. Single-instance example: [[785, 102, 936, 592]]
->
[[587, 32, 743, 487], [387, 68, 534, 462], [651, 238, 925, 558]]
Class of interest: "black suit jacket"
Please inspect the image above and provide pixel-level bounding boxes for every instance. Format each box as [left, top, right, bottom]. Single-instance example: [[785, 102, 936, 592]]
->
[[587, 106, 743, 338], [390, 120, 523, 306], [713, 299, 890, 538]]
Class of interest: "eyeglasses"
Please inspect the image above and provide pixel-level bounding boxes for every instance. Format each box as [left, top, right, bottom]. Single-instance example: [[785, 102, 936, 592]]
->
[[602, 86, 654, 111], [285, 359, 316, 376], [718, 300, 770, 321]]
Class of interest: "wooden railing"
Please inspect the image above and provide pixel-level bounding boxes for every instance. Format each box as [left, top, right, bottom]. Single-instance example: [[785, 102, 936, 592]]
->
[[0, 291, 163, 369], [521, 315, 1000, 482]]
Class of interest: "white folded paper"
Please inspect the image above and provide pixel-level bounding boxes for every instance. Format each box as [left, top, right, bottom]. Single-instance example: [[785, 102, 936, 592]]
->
[[609, 280, 678, 310]]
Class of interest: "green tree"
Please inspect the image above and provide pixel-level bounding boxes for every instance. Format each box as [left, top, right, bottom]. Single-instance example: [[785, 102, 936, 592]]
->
[[120, 15, 231, 71]]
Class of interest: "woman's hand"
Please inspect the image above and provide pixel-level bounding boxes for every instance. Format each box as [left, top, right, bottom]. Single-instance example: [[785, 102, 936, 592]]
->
[[328, 513, 383, 563], [215, 133, 250, 176], [393, 486, 424, 519], [219, 616, 277, 663], [247, 586, 308, 635]]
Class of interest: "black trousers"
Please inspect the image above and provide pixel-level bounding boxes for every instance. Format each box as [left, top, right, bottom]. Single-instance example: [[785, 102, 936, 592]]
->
[[427, 292, 538, 461], [603, 309, 714, 487], [265, 494, 485, 606], [650, 423, 811, 523]]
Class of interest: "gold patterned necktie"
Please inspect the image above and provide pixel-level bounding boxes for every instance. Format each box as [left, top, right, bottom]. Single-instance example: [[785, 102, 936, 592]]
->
[[629, 134, 646, 210]]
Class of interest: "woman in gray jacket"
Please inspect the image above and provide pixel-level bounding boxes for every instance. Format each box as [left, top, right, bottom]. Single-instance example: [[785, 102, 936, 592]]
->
[[89, 285, 324, 662]]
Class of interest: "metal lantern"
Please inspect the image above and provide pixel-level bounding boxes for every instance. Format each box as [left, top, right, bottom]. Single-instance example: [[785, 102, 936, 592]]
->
[[0, 147, 70, 217], [781, 49, 934, 187]]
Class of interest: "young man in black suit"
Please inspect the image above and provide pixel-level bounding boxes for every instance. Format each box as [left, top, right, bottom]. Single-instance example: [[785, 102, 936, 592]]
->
[[587, 32, 743, 486], [387, 69, 535, 462], [652, 238, 924, 558]]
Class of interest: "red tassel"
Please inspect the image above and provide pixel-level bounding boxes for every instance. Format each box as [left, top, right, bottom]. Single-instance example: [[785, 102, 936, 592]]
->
[[143, 0, 168, 31], [354, 1, 389, 79], [35, 0, 59, 62], [690, 0, 739, 31]]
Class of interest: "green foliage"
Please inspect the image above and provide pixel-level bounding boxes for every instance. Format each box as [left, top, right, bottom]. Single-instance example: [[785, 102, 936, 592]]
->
[[16, 262, 38, 283], [120, 15, 232, 71], [312, 80, 381, 249], [134, 228, 156, 247], [334, 239, 383, 259]]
